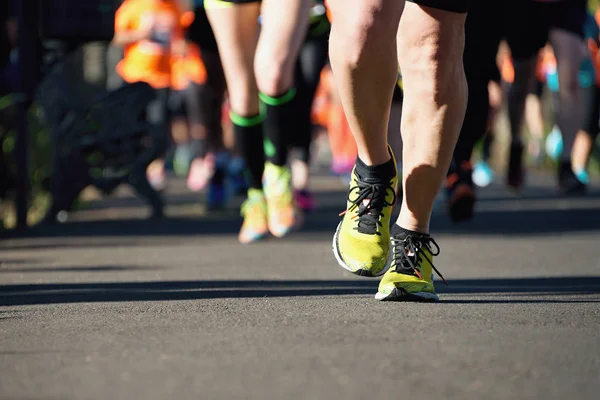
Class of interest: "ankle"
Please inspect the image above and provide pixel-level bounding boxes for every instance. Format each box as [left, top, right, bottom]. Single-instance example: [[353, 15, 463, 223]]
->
[[357, 145, 391, 166], [392, 224, 430, 238], [394, 217, 429, 235], [355, 154, 395, 181]]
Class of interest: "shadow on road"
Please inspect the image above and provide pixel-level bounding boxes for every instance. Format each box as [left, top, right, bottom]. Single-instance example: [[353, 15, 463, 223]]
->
[[0, 265, 158, 273], [2, 205, 600, 248], [1, 276, 599, 306]]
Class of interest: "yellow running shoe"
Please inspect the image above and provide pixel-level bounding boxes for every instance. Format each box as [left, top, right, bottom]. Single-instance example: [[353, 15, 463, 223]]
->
[[332, 147, 397, 277], [238, 189, 269, 244], [263, 162, 297, 237], [375, 230, 447, 301]]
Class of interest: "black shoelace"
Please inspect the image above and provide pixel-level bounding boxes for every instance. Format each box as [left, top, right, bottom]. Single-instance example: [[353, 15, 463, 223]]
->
[[340, 180, 396, 235], [391, 234, 447, 286]]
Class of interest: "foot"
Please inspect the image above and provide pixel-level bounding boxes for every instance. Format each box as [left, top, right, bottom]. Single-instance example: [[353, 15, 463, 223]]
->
[[147, 161, 166, 192], [228, 157, 248, 196], [558, 161, 587, 195], [545, 126, 563, 161], [331, 157, 355, 176], [528, 137, 544, 166], [294, 189, 316, 213], [446, 161, 476, 223], [375, 228, 446, 302], [238, 189, 269, 244], [206, 152, 231, 210], [332, 147, 398, 277], [263, 162, 298, 238], [472, 160, 494, 188], [187, 155, 214, 193], [206, 181, 228, 210], [173, 144, 194, 177]]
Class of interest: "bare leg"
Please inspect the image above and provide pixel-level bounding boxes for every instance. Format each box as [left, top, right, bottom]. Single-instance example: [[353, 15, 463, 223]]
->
[[508, 57, 537, 144], [206, 2, 269, 244], [525, 93, 544, 160], [395, 3, 468, 233], [330, 0, 468, 302], [254, 0, 311, 96], [206, 3, 261, 117], [571, 130, 593, 174], [550, 29, 586, 163], [327, 0, 403, 166]]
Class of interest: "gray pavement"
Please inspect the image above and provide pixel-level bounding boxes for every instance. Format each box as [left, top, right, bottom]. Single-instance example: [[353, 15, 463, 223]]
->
[[1, 174, 599, 400]]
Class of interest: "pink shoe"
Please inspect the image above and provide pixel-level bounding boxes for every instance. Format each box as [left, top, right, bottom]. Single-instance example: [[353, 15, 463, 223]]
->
[[331, 157, 355, 176], [294, 190, 316, 212], [147, 166, 166, 191], [187, 154, 215, 192]]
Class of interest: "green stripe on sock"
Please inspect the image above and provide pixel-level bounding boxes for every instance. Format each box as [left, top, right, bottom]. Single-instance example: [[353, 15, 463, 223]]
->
[[259, 88, 297, 106], [229, 112, 264, 127]]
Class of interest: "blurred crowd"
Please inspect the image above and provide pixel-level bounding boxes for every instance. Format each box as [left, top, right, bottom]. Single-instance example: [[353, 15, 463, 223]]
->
[[0, 0, 599, 236]]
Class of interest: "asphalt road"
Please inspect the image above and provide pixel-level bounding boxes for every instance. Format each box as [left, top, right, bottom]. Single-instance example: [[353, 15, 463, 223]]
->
[[1, 174, 599, 400]]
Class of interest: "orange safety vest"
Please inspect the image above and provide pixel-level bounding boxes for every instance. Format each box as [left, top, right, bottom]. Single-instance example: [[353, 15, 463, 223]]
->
[[115, 0, 193, 89]]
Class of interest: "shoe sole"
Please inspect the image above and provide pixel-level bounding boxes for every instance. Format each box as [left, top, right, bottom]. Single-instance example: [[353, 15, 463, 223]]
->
[[239, 233, 267, 244], [332, 221, 391, 278], [375, 287, 439, 302], [269, 210, 304, 238]]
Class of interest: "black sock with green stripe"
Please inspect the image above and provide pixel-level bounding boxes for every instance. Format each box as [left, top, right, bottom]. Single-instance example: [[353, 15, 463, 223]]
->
[[260, 88, 297, 167], [230, 112, 265, 190]]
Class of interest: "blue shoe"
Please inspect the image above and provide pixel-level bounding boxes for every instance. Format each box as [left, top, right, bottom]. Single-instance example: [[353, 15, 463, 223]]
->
[[206, 182, 228, 210], [206, 152, 231, 210], [228, 157, 248, 196], [574, 169, 589, 185], [472, 160, 494, 188], [545, 126, 563, 161]]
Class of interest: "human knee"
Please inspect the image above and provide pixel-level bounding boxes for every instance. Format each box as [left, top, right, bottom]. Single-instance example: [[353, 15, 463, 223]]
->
[[331, 0, 401, 68], [254, 52, 294, 96]]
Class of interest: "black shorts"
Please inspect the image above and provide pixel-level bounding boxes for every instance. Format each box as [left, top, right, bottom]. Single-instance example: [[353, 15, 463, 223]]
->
[[505, 0, 587, 60], [582, 86, 600, 139], [463, 0, 502, 84], [407, 0, 470, 13]]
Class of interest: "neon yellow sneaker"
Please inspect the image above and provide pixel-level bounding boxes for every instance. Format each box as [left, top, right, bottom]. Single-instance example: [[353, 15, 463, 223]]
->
[[375, 231, 447, 301], [263, 162, 298, 237], [238, 189, 269, 244], [332, 148, 398, 277]]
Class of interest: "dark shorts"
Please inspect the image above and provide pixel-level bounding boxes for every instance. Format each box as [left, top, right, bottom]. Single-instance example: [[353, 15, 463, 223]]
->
[[582, 86, 600, 139], [463, 0, 502, 84], [505, 0, 587, 60], [407, 0, 470, 13]]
